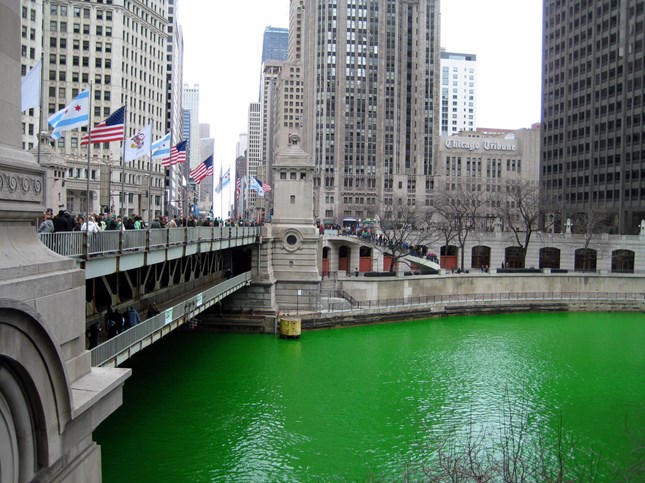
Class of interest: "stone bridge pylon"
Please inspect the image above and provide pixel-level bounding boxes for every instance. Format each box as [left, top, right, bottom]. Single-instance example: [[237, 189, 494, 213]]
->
[[0, 2, 129, 480]]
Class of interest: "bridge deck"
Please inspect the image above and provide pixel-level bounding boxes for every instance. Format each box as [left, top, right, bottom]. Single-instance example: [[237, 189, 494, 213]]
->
[[91, 271, 252, 367]]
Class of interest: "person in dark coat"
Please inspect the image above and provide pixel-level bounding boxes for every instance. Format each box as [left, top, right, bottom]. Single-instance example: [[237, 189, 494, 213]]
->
[[86, 322, 99, 349], [146, 302, 160, 319], [106, 306, 120, 339]]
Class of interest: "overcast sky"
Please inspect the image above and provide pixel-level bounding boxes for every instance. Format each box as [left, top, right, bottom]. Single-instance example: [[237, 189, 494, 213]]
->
[[178, 0, 543, 216]]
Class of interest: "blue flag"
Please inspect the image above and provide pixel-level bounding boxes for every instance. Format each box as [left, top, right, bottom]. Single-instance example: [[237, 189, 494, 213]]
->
[[48, 89, 90, 139], [151, 132, 171, 160]]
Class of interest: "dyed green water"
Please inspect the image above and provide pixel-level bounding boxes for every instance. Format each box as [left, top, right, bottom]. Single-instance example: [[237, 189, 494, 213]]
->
[[95, 312, 645, 481]]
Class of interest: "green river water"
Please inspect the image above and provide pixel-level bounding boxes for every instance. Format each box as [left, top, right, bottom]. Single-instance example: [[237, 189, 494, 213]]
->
[[95, 312, 645, 482]]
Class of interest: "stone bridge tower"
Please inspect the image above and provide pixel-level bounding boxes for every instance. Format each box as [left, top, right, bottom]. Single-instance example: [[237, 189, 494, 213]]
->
[[235, 133, 322, 315], [268, 133, 322, 311], [0, 1, 129, 481]]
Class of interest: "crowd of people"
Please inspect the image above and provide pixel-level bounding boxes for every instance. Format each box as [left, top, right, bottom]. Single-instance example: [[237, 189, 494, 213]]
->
[[37, 209, 266, 234], [87, 302, 162, 349]]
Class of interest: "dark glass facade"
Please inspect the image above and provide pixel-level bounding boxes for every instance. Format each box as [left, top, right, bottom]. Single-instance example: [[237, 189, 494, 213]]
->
[[541, 0, 645, 233], [262, 27, 289, 64]]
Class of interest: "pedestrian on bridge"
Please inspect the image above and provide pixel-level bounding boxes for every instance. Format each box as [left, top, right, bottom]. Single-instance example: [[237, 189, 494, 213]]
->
[[125, 306, 141, 329], [106, 306, 120, 339]]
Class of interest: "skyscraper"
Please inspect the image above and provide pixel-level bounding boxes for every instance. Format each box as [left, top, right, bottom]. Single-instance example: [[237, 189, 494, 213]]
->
[[301, 0, 441, 224], [261, 26, 289, 64], [20, 0, 176, 219], [541, 0, 645, 234], [440, 50, 477, 136], [182, 83, 200, 168]]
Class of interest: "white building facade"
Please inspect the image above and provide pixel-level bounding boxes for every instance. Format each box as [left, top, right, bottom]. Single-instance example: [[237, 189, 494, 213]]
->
[[440, 50, 477, 136], [20, 0, 177, 220]]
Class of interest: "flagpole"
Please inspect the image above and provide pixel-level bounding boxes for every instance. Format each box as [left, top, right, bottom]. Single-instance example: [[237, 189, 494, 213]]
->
[[120, 99, 128, 220], [36, 51, 44, 166], [85, 82, 93, 218], [165, 128, 172, 218], [147, 121, 153, 227], [220, 166, 224, 222], [86, 82, 93, 242]]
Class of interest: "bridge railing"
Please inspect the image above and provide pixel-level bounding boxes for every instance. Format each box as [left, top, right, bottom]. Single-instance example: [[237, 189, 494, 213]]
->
[[321, 290, 645, 312], [91, 271, 252, 367], [38, 226, 261, 259]]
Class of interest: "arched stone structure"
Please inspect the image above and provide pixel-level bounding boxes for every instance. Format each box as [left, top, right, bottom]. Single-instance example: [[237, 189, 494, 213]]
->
[[0, 302, 72, 481], [359, 245, 372, 273], [0, 9, 130, 478], [471, 246, 491, 270], [338, 245, 351, 274], [611, 249, 635, 273], [539, 247, 561, 269], [504, 246, 525, 268], [322, 246, 331, 277], [440, 245, 458, 270], [575, 248, 597, 272]]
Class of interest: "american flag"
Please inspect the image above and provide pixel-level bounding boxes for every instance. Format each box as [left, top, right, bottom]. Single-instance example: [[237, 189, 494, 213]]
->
[[162, 140, 187, 166], [81, 106, 125, 145], [256, 178, 272, 193], [235, 177, 241, 198], [190, 156, 214, 184]]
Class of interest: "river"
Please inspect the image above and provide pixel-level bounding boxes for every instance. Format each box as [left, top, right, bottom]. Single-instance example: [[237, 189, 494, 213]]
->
[[95, 311, 645, 481]]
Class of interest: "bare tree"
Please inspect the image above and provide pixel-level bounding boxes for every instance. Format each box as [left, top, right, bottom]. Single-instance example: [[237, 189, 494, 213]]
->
[[573, 205, 615, 250], [401, 398, 613, 482], [494, 180, 555, 268], [431, 186, 486, 271], [373, 201, 438, 272]]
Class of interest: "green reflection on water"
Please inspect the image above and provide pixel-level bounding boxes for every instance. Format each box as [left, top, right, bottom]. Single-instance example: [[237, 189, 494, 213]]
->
[[95, 312, 645, 482]]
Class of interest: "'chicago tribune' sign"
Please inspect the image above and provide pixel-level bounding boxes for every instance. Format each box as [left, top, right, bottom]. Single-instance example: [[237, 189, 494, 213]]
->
[[445, 139, 518, 152]]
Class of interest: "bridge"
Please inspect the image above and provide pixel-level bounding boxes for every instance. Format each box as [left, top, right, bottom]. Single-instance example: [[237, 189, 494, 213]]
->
[[39, 226, 261, 367]]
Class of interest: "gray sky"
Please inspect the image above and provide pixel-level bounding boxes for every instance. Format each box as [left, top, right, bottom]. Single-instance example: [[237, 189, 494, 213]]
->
[[179, 0, 542, 214]]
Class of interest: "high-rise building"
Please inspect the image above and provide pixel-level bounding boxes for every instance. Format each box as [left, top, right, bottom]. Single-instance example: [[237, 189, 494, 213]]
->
[[440, 50, 477, 136], [182, 83, 200, 168], [164, 0, 184, 218], [20, 0, 176, 220], [246, 102, 262, 218], [261, 60, 284, 199], [197, 131, 215, 216], [258, 27, 288, 101], [301, 0, 441, 225], [262, 26, 289, 64], [541, 0, 645, 234]]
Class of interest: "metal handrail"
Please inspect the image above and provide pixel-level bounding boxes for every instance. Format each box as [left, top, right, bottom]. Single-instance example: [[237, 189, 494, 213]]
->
[[38, 226, 261, 259], [91, 271, 252, 367], [321, 291, 645, 313]]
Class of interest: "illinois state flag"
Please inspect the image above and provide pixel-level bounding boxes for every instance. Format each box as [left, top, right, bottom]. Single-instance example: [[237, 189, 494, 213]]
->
[[124, 124, 152, 162], [48, 89, 90, 139]]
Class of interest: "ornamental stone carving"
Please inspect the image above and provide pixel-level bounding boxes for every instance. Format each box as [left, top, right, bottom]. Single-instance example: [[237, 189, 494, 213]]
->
[[0, 170, 44, 202], [288, 132, 301, 146]]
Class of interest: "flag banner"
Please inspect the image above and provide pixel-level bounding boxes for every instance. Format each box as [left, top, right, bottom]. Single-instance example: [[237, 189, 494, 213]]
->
[[255, 177, 271, 192], [21, 60, 41, 112], [81, 106, 125, 145], [190, 155, 214, 183], [151, 132, 171, 160], [249, 176, 264, 197], [222, 168, 231, 188], [162, 140, 187, 166], [124, 124, 152, 162], [49, 89, 90, 139], [215, 166, 223, 194], [235, 177, 241, 198]]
